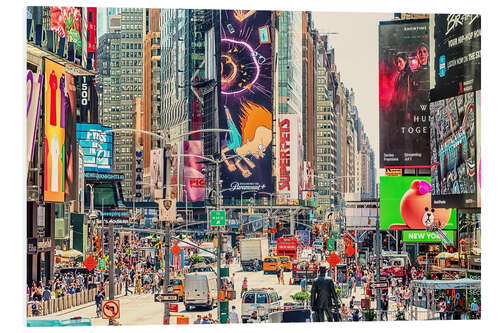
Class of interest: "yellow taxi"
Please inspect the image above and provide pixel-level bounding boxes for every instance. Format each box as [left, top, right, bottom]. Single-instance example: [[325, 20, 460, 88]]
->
[[263, 256, 280, 274], [278, 256, 292, 271], [170, 277, 185, 301]]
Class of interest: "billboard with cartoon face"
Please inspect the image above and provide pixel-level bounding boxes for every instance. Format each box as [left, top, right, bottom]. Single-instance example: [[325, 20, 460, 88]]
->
[[379, 176, 456, 230], [219, 10, 273, 198]]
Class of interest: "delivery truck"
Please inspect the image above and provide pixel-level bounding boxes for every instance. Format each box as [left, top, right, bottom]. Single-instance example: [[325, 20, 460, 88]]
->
[[240, 237, 269, 271]]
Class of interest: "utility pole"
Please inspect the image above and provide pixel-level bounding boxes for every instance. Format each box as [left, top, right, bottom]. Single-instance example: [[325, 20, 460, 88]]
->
[[163, 145, 172, 325], [108, 219, 115, 326], [376, 213, 382, 321], [215, 160, 222, 323]]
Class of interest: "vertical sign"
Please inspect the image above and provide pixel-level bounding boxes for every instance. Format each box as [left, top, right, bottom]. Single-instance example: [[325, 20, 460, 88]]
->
[[65, 73, 78, 201], [26, 70, 43, 173], [278, 114, 299, 201], [150, 148, 164, 200], [184, 140, 206, 202], [219, 10, 273, 198], [379, 20, 430, 167], [86, 7, 97, 71], [44, 58, 66, 202]]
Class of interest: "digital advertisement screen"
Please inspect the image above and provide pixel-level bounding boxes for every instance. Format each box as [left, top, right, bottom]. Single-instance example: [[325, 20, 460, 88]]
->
[[379, 20, 430, 167], [76, 123, 113, 173], [219, 10, 273, 198], [379, 176, 456, 230]]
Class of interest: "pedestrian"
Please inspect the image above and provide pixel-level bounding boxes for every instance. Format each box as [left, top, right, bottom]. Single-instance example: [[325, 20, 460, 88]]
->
[[438, 298, 446, 320], [229, 305, 239, 324], [279, 265, 285, 285], [300, 277, 307, 292], [349, 296, 355, 310], [194, 315, 202, 324], [208, 312, 216, 324], [470, 299, 479, 319], [347, 276, 353, 296], [352, 308, 360, 322], [241, 277, 248, 298], [201, 315, 210, 324], [248, 310, 259, 323], [445, 300, 454, 320], [310, 266, 340, 322], [381, 295, 389, 321], [230, 273, 235, 289], [276, 265, 281, 283], [42, 286, 51, 302]]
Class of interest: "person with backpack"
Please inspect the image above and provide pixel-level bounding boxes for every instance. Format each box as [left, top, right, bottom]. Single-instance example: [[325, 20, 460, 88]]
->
[[95, 290, 105, 318]]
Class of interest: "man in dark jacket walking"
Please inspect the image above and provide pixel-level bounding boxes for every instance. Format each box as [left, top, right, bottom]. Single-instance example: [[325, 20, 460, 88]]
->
[[310, 266, 340, 322]]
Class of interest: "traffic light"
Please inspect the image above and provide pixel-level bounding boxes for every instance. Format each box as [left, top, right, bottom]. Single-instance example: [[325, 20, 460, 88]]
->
[[322, 236, 328, 251], [93, 235, 100, 254], [322, 223, 327, 233], [277, 222, 282, 230]]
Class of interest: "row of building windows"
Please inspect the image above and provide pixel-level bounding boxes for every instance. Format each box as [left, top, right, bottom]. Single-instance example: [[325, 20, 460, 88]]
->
[[121, 51, 142, 58]]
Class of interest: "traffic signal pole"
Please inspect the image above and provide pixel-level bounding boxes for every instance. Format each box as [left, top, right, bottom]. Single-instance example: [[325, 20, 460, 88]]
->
[[108, 220, 115, 325], [216, 160, 222, 323], [163, 147, 172, 325], [376, 214, 382, 321]]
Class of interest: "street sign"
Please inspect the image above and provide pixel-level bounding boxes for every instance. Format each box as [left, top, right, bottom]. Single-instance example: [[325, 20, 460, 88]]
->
[[83, 256, 97, 271], [98, 258, 106, 271], [370, 281, 389, 289], [327, 238, 335, 251], [210, 210, 226, 227], [154, 293, 179, 303], [170, 244, 182, 256], [102, 300, 120, 319]]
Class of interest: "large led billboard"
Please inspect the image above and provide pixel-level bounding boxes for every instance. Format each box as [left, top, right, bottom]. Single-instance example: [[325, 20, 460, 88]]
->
[[379, 176, 456, 231], [379, 20, 430, 167], [43, 58, 66, 202], [26, 70, 43, 174], [429, 92, 479, 208], [76, 123, 112, 173], [219, 10, 273, 198], [64, 73, 78, 201]]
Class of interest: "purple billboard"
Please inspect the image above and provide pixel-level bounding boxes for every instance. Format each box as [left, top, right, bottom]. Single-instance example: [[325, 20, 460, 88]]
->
[[219, 10, 273, 198]]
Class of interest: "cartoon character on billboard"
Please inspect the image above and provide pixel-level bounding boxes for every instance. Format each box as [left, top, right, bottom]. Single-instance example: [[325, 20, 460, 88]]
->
[[389, 179, 452, 229], [221, 101, 272, 178]]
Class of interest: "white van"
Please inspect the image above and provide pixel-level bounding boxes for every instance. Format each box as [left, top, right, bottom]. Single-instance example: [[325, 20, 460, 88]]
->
[[241, 288, 282, 323], [183, 272, 217, 310]]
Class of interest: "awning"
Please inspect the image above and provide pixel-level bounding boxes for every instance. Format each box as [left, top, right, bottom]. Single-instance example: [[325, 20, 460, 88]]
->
[[412, 278, 481, 290]]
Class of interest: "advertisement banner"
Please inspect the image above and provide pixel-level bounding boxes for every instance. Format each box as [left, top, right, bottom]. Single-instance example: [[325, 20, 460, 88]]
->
[[302, 161, 314, 201], [219, 10, 273, 197], [295, 230, 311, 247], [432, 14, 481, 95], [43, 58, 66, 202], [76, 75, 98, 123], [379, 176, 456, 230], [379, 20, 430, 167], [65, 73, 78, 201], [168, 143, 180, 200], [476, 90, 481, 207], [278, 114, 299, 200], [26, 70, 43, 174], [183, 140, 206, 202], [86, 7, 97, 71], [429, 92, 478, 208], [76, 123, 112, 173], [403, 230, 455, 243], [150, 148, 164, 200]]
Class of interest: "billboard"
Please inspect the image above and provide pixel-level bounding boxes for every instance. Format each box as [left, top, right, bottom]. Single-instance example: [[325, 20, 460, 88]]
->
[[85, 7, 97, 71], [278, 114, 300, 200], [302, 161, 314, 201], [75, 75, 98, 123], [476, 90, 481, 207], [76, 123, 112, 173], [295, 230, 311, 247], [26, 70, 43, 173], [403, 230, 455, 243], [183, 140, 206, 202], [379, 176, 456, 230], [64, 73, 78, 201], [219, 10, 273, 197], [379, 20, 430, 167], [432, 14, 481, 95], [150, 148, 164, 200], [429, 92, 478, 208], [43, 58, 66, 202]]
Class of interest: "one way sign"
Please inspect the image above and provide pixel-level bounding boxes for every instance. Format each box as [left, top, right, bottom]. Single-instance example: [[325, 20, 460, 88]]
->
[[154, 293, 179, 303]]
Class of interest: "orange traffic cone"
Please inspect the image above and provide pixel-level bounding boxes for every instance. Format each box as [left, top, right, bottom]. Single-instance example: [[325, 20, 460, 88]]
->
[[289, 278, 292, 285]]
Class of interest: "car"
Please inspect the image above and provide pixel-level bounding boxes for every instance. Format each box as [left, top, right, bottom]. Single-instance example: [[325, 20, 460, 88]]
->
[[277, 256, 292, 271], [189, 263, 216, 274], [263, 257, 280, 274], [170, 277, 185, 302], [241, 288, 282, 323], [184, 272, 217, 311], [312, 240, 323, 253]]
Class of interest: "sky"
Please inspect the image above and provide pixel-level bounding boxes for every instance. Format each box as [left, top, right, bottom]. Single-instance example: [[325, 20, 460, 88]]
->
[[311, 12, 394, 177]]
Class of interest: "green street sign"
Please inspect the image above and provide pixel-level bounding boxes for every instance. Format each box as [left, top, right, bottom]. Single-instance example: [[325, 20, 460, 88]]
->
[[98, 258, 106, 271], [402, 230, 455, 243], [327, 238, 335, 250], [210, 210, 226, 227]]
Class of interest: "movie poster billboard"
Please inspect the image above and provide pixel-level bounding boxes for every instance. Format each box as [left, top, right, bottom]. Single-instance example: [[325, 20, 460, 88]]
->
[[64, 73, 78, 201], [432, 14, 481, 95], [184, 140, 206, 202], [379, 176, 457, 231], [379, 20, 430, 167], [26, 70, 43, 174], [219, 10, 273, 198], [43, 58, 66, 202], [429, 92, 478, 208], [150, 148, 164, 200], [76, 123, 112, 173], [302, 161, 314, 201], [278, 114, 300, 201]]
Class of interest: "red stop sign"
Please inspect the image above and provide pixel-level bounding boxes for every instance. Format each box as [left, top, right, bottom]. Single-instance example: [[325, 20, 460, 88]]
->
[[327, 253, 341, 267]]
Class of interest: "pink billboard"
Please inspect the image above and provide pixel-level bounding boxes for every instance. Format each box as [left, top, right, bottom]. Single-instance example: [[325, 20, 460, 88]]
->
[[183, 141, 205, 202]]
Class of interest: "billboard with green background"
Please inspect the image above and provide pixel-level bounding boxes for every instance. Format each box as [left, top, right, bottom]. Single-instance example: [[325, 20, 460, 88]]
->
[[403, 230, 455, 243], [380, 176, 457, 230]]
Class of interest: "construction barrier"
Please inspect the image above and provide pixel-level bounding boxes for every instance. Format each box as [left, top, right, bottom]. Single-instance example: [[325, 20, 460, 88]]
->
[[27, 283, 122, 318]]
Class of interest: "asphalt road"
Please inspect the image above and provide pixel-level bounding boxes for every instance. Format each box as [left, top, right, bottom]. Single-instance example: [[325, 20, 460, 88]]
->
[[37, 262, 301, 325]]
